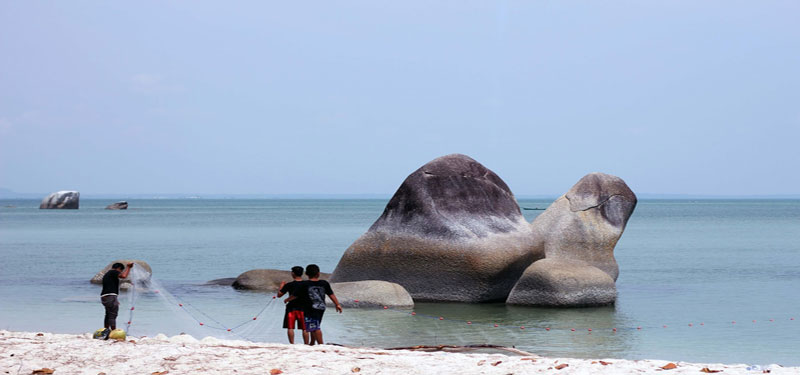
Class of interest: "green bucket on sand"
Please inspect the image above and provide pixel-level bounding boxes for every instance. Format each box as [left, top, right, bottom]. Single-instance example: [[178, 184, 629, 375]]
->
[[92, 328, 126, 341]]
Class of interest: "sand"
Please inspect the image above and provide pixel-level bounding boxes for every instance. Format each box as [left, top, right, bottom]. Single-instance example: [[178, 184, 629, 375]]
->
[[0, 330, 794, 374]]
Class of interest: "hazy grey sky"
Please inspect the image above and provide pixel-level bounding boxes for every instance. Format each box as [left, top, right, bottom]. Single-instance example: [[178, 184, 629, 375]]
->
[[1, 1, 798, 196]]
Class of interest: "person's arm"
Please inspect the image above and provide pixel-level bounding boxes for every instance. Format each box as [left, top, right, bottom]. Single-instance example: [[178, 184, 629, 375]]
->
[[284, 295, 296, 304], [119, 263, 134, 279], [277, 281, 287, 297], [329, 294, 343, 313]]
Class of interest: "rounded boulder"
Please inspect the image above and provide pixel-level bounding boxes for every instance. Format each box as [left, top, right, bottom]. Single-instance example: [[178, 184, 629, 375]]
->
[[331, 154, 542, 302], [506, 258, 617, 307], [232, 269, 330, 291], [328, 280, 414, 308], [530, 172, 636, 280]]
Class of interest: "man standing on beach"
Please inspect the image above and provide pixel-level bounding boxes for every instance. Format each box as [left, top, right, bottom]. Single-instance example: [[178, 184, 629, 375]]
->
[[277, 266, 309, 344], [100, 262, 133, 339], [297, 264, 342, 346]]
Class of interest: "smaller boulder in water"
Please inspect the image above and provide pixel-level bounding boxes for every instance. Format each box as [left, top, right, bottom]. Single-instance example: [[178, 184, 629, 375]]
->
[[40, 191, 80, 209], [232, 269, 330, 291], [105, 201, 128, 210], [328, 280, 414, 308], [506, 258, 617, 307], [90, 260, 152, 290]]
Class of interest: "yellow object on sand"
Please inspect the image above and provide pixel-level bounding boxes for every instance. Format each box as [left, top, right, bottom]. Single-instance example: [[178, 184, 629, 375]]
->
[[108, 329, 126, 341], [92, 328, 106, 339]]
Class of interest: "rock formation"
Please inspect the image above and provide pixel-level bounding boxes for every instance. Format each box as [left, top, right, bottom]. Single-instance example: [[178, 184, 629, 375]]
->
[[40, 191, 80, 209], [507, 172, 636, 306], [327, 280, 414, 308], [530, 172, 636, 280], [105, 201, 128, 210], [232, 269, 330, 291], [90, 260, 152, 290], [330, 154, 542, 302], [506, 259, 617, 306]]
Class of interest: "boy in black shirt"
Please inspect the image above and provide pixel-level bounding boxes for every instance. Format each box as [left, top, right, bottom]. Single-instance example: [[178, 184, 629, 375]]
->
[[100, 262, 133, 339], [298, 264, 342, 346], [277, 266, 308, 344]]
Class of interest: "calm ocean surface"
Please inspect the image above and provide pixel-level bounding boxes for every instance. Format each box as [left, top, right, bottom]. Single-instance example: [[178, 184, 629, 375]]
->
[[1, 199, 798, 365]]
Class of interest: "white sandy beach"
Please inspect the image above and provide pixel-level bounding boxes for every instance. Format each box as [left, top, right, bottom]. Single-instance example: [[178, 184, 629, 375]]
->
[[0, 330, 795, 375]]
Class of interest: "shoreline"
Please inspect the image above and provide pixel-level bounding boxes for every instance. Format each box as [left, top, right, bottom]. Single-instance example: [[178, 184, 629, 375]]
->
[[1, 330, 795, 374]]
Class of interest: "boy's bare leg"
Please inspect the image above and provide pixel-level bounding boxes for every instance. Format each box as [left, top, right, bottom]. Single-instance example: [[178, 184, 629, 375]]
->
[[302, 331, 309, 345], [312, 330, 324, 345], [287, 329, 295, 344], [309, 333, 317, 346]]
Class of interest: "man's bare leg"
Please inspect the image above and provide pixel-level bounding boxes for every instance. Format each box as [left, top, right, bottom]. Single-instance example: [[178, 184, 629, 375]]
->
[[312, 330, 324, 345], [287, 329, 295, 344], [302, 331, 309, 345]]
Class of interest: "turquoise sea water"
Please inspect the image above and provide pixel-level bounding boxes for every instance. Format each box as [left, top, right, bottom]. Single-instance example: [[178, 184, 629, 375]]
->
[[1, 199, 798, 366]]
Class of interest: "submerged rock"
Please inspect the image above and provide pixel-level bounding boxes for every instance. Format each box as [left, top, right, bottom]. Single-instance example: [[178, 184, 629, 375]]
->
[[232, 269, 330, 291], [530, 172, 637, 280], [506, 259, 617, 306], [205, 277, 236, 286], [90, 260, 152, 290], [40, 191, 80, 209], [330, 154, 542, 302], [105, 201, 128, 210], [328, 280, 414, 308]]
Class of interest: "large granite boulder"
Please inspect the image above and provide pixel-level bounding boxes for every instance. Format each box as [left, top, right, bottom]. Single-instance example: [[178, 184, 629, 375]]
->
[[105, 201, 128, 210], [530, 173, 636, 280], [232, 269, 330, 291], [40, 191, 80, 209], [330, 154, 542, 302], [327, 280, 414, 308], [90, 260, 152, 290], [506, 259, 616, 306]]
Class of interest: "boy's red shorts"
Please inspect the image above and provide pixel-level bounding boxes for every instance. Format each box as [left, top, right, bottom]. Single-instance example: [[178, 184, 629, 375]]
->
[[283, 309, 306, 330]]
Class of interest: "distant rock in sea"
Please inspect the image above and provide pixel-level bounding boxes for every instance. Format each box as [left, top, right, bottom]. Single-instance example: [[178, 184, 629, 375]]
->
[[328, 280, 414, 308], [40, 191, 80, 209], [232, 269, 330, 291], [105, 201, 128, 210], [90, 260, 152, 290], [330, 154, 542, 302]]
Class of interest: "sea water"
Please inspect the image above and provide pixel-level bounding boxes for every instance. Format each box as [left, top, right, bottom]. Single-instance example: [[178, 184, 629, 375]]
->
[[0, 199, 798, 365]]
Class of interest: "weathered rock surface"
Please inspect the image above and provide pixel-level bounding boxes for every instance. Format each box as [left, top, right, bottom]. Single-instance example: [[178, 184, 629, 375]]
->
[[90, 260, 152, 290], [530, 173, 636, 281], [232, 269, 330, 291], [330, 154, 542, 302], [506, 259, 617, 306], [40, 191, 80, 209], [105, 201, 128, 210], [326, 280, 414, 308]]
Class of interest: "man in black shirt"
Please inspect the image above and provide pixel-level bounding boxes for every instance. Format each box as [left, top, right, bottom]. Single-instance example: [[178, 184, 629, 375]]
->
[[295, 264, 342, 346], [277, 266, 309, 344], [100, 262, 133, 339]]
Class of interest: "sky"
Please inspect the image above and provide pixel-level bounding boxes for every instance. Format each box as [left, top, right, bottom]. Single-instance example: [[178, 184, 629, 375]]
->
[[1, 1, 798, 197]]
